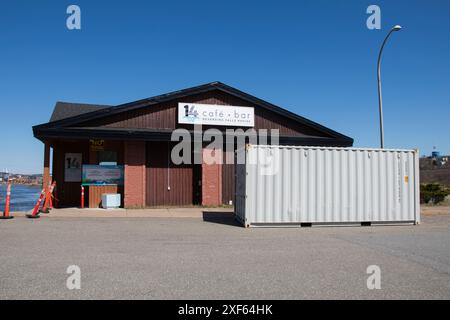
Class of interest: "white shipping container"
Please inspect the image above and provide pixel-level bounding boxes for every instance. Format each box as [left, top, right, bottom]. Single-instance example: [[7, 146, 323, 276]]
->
[[235, 145, 420, 227]]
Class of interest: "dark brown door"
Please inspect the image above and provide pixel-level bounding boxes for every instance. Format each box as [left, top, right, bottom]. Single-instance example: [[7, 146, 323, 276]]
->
[[193, 164, 202, 205], [146, 141, 194, 206], [222, 162, 235, 205]]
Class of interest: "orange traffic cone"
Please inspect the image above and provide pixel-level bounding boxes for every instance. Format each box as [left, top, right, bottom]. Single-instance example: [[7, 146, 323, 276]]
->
[[0, 182, 14, 220], [40, 181, 56, 214], [26, 188, 46, 219]]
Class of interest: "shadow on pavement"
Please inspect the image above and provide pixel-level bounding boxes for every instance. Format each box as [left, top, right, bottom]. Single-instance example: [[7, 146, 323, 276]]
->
[[202, 211, 241, 227]]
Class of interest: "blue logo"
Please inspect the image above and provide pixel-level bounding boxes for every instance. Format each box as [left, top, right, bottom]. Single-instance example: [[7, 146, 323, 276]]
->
[[183, 105, 199, 122]]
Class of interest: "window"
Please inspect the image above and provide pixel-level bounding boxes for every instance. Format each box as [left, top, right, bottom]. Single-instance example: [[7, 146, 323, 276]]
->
[[98, 151, 117, 165]]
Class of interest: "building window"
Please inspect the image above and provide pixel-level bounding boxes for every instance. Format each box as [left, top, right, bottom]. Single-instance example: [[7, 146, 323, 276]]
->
[[98, 151, 117, 165]]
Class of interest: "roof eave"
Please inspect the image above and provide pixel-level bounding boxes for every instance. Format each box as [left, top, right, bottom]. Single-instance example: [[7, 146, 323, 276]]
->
[[33, 127, 353, 147]]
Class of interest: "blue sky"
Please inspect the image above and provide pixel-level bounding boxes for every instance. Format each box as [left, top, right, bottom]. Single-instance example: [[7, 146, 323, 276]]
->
[[0, 0, 449, 174]]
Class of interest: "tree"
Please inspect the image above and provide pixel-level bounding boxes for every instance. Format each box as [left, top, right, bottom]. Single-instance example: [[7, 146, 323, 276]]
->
[[421, 183, 450, 205]]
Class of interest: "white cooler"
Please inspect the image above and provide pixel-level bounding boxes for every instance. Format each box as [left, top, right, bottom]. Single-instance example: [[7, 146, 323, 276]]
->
[[101, 193, 121, 209]]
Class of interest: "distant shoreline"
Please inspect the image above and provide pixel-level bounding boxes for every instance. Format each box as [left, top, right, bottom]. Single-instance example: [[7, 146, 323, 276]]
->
[[0, 182, 41, 187]]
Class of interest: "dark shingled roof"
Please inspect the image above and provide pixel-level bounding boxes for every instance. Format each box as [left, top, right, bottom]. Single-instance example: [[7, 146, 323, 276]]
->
[[50, 102, 111, 122]]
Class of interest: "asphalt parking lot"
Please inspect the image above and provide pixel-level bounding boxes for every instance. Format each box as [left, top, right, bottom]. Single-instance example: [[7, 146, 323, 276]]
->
[[1, 212, 449, 300]]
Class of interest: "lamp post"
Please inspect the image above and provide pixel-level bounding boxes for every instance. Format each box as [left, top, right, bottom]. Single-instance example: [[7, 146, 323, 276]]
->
[[377, 25, 402, 149]]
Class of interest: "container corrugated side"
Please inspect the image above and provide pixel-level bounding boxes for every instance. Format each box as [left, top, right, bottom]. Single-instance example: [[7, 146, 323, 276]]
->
[[238, 145, 420, 227]]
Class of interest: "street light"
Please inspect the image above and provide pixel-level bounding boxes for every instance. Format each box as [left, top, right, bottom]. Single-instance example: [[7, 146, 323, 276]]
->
[[377, 25, 402, 149]]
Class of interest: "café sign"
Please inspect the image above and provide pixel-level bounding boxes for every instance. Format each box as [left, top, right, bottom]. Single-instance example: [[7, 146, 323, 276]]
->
[[178, 103, 255, 127]]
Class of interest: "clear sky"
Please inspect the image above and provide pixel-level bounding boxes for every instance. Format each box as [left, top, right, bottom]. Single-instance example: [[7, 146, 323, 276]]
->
[[0, 0, 449, 174]]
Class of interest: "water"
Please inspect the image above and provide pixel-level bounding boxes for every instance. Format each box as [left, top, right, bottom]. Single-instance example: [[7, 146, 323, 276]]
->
[[0, 184, 42, 212]]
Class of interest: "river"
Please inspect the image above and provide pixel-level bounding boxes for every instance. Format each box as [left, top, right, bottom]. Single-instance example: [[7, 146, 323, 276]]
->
[[0, 184, 42, 212]]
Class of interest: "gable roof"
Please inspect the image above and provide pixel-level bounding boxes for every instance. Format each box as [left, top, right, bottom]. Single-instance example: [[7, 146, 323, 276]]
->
[[49, 102, 111, 122], [33, 81, 353, 146]]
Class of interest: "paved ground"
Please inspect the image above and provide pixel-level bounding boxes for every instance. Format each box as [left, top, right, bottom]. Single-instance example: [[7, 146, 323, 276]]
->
[[0, 211, 449, 300], [11, 207, 234, 218]]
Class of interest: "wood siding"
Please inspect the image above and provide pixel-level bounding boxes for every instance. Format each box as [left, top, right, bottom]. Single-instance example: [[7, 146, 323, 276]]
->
[[52, 141, 89, 207], [52, 140, 124, 208], [87, 185, 122, 208], [78, 90, 332, 138]]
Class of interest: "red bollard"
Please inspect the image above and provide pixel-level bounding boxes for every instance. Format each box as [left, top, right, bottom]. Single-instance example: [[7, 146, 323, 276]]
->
[[40, 181, 56, 214], [26, 188, 46, 219], [0, 182, 14, 220], [81, 185, 85, 209]]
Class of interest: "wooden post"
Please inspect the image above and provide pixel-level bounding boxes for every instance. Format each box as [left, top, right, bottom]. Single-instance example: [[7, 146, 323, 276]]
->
[[43, 142, 51, 192]]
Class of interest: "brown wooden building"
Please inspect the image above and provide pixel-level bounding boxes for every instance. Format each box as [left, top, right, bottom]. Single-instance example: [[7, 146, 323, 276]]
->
[[33, 82, 353, 208]]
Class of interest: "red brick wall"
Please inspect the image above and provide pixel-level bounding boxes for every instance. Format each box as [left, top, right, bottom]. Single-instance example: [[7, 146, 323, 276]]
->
[[202, 147, 222, 206], [124, 141, 146, 208]]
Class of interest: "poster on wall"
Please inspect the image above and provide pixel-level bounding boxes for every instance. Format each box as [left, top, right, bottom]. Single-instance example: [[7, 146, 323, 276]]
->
[[90, 139, 105, 152], [82, 165, 124, 186], [64, 153, 82, 182]]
